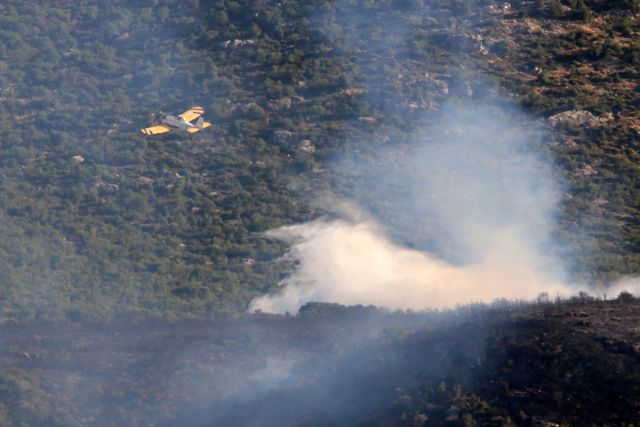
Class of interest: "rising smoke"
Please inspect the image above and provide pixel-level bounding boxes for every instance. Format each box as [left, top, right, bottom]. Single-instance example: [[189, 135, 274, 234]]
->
[[251, 104, 573, 314]]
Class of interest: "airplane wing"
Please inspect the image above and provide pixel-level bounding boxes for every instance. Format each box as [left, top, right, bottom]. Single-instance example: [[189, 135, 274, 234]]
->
[[141, 124, 172, 135], [185, 121, 212, 134], [180, 106, 205, 123]]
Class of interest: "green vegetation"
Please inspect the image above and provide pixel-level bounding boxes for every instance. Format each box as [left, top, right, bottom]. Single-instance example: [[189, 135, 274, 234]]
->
[[0, 0, 638, 321]]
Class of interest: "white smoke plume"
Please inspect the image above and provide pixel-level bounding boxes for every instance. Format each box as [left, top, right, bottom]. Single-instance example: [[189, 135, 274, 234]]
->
[[251, 104, 574, 314], [250, 218, 570, 313], [605, 276, 640, 298]]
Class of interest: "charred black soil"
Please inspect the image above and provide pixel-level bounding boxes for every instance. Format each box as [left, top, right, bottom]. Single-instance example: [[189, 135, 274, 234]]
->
[[1, 298, 639, 426]]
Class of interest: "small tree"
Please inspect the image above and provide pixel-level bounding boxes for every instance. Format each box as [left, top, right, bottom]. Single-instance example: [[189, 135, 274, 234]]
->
[[576, 0, 593, 22], [537, 292, 550, 304], [617, 291, 634, 302]]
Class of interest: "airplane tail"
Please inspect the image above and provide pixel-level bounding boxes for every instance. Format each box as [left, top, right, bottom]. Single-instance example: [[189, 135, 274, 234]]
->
[[196, 117, 204, 129]]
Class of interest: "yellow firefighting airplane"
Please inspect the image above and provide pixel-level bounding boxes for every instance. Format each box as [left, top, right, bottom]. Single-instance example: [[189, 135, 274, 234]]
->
[[140, 106, 212, 136]]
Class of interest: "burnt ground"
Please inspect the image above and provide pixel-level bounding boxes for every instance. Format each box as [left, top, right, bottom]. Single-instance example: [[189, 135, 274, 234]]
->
[[1, 299, 640, 426]]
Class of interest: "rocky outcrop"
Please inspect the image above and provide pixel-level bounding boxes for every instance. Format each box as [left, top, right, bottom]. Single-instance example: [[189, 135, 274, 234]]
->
[[221, 39, 255, 49], [548, 110, 612, 128]]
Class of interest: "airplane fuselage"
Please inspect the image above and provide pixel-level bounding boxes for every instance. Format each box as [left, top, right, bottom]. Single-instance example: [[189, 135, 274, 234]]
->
[[161, 114, 197, 130]]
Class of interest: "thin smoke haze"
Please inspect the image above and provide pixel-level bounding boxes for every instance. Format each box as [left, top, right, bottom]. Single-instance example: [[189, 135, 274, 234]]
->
[[251, 104, 573, 314]]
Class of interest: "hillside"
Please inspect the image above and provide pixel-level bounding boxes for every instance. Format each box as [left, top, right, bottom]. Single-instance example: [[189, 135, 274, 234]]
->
[[1, 297, 640, 425], [0, 0, 639, 319], [2, 1, 640, 425]]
